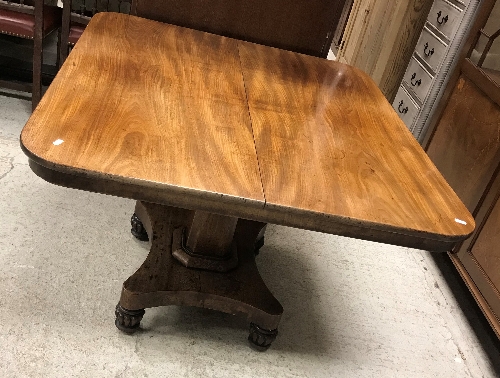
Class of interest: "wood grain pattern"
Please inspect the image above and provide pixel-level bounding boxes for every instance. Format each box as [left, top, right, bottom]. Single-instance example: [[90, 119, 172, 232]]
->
[[418, 0, 500, 339], [21, 13, 474, 251], [454, 165, 500, 333], [59, 0, 133, 66], [426, 75, 500, 214], [335, 0, 370, 65], [422, 0, 498, 150], [186, 211, 238, 257], [449, 252, 500, 339], [377, 0, 433, 102], [133, 0, 347, 58], [470, 193, 500, 290], [27, 158, 470, 252], [121, 202, 282, 331], [337, 0, 433, 101], [22, 13, 264, 207], [238, 42, 474, 243], [462, 60, 500, 108]]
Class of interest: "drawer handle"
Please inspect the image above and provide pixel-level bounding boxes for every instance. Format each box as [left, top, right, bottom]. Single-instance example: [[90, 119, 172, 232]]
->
[[424, 42, 434, 57], [410, 73, 421, 87], [437, 11, 448, 25], [398, 100, 408, 114]]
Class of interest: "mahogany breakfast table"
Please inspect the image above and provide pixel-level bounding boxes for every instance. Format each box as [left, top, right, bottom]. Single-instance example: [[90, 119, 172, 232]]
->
[[20, 13, 474, 350]]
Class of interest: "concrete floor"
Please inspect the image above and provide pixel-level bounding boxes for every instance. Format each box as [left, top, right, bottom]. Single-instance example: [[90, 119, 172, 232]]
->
[[1, 95, 500, 377]]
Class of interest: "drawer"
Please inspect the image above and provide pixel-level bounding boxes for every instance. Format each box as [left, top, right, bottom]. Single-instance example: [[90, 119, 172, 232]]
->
[[393, 86, 420, 130], [415, 27, 448, 73], [427, 0, 463, 39], [402, 57, 434, 103]]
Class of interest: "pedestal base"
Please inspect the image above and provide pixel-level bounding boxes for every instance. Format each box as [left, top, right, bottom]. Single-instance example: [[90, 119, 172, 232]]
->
[[117, 201, 282, 349]]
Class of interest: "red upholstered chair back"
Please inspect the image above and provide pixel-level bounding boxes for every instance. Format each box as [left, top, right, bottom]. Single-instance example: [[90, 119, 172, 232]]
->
[[132, 0, 348, 58]]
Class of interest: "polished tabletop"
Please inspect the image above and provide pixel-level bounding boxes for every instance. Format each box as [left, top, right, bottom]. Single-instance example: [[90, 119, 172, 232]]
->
[[21, 12, 474, 251]]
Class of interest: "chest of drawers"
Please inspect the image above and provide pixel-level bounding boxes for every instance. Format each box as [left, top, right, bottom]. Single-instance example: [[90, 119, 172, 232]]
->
[[392, 0, 479, 141]]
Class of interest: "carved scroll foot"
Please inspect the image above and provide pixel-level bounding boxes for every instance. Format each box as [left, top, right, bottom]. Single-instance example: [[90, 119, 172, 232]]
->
[[131, 213, 149, 241], [248, 323, 278, 351], [115, 303, 145, 334], [130, 213, 149, 241]]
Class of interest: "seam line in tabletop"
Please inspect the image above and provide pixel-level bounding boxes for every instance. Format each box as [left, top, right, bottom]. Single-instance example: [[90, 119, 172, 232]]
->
[[237, 41, 266, 208]]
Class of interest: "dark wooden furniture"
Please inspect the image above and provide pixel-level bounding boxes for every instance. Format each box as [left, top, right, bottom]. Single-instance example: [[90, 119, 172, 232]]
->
[[20, 13, 473, 349], [133, 0, 347, 58], [59, 0, 131, 65], [0, 0, 61, 110], [424, 0, 500, 339]]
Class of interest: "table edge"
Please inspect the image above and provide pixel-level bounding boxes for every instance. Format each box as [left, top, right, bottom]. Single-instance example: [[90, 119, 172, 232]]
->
[[21, 139, 266, 215], [261, 202, 473, 252], [23, 145, 472, 253]]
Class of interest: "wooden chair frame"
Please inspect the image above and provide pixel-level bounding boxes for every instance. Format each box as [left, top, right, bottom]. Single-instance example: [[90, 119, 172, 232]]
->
[[0, 0, 47, 110], [59, 0, 133, 65]]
